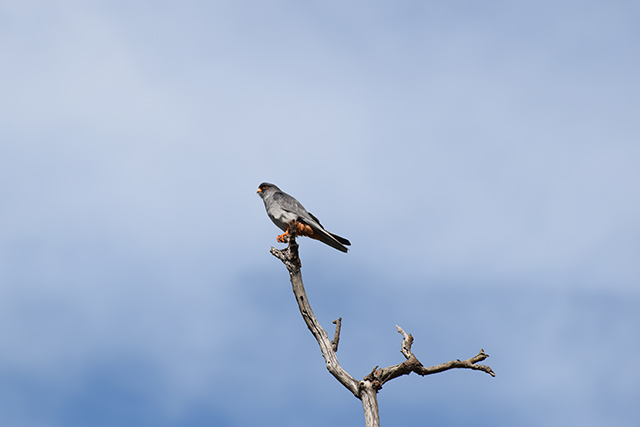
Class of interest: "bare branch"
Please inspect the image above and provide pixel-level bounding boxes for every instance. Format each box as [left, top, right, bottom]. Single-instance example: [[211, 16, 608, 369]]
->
[[270, 222, 360, 397], [370, 327, 495, 388], [269, 231, 301, 272], [372, 356, 422, 388], [415, 349, 495, 377], [331, 318, 342, 353], [268, 223, 494, 427], [396, 325, 414, 359]]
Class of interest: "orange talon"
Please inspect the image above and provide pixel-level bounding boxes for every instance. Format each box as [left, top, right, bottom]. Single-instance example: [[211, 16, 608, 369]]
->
[[276, 227, 290, 243]]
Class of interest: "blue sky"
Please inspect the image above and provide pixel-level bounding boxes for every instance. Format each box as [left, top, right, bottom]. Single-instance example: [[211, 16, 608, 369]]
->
[[1, 1, 639, 426]]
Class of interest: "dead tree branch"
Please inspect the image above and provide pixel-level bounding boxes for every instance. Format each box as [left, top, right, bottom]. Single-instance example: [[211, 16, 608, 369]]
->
[[331, 318, 342, 353], [269, 220, 494, 427], [368, 326, 495, 391], [270, 224, 359, 396]]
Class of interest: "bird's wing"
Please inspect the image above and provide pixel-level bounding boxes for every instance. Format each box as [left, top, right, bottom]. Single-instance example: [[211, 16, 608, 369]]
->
[[272, 191, 350, 252], [272, 191, 307, 216], [307, 211, 324, 228], [300, 221, 350, 252], [296, 213, 350, 252], [271, 191, 324, 227]]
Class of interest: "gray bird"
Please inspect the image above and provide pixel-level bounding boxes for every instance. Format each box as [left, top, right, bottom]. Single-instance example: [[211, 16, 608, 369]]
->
[[257, 182, 351, 252]]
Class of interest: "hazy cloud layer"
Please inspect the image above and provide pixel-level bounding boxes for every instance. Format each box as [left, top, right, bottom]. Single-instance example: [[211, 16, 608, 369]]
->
[[1, 1, 639, 426]]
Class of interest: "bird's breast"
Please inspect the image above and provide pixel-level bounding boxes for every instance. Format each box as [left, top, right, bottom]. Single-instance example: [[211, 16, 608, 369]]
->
[[265, 201, 298, 231]]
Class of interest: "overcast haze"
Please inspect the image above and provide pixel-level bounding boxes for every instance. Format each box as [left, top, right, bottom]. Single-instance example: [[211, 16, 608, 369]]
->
[[1, 1, 639, 426]]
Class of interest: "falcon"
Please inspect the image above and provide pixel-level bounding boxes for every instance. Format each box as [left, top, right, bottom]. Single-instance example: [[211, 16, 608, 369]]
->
[[257, 182, 351, 252]]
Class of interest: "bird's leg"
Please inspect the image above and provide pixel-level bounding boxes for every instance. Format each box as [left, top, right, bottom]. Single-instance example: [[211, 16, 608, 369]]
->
[[276, 226, 290, 243], [295, 222, 313, 237]]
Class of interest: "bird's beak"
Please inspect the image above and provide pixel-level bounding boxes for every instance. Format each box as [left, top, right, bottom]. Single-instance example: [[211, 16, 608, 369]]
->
[[256, 188, 262, 193]]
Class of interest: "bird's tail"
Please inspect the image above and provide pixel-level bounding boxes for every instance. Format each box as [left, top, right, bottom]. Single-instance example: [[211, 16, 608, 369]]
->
[[310, 229, 351, 253], [329, 232, 350, 247]]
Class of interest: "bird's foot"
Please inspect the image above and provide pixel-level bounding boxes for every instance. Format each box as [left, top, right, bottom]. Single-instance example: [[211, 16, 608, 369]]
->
[[276, 228, 290, 243]]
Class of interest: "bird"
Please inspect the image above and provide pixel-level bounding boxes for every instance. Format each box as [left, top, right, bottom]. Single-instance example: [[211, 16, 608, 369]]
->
[[257, 182, 351, 252]]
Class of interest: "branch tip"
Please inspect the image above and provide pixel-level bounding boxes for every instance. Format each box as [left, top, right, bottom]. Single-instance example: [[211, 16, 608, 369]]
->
[[270, 220, 301, 272], [331, 317, 342, 353]]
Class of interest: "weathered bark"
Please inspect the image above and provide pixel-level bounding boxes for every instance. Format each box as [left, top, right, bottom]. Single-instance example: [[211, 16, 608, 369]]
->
[[360, 384, 380, 427], [270, 221, 494, 427], [271, 240, 360, 395]]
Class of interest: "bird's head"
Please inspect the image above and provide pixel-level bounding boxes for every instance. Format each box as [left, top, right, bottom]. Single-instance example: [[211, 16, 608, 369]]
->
[[257, 182, 278, 198]]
